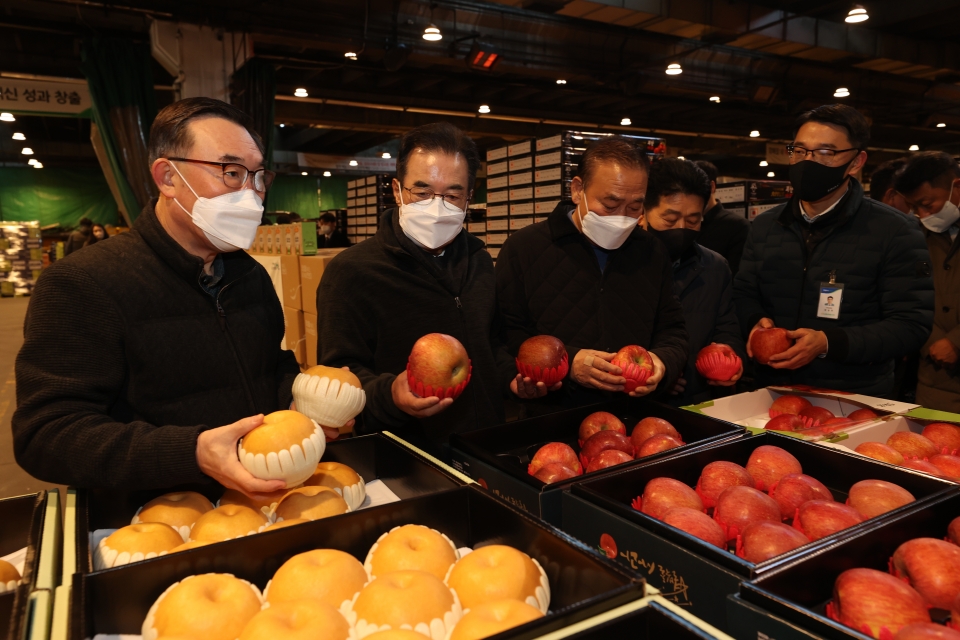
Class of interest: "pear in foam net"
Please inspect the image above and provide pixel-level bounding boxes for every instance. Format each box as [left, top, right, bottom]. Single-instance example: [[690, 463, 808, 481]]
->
[[141, 573, 262, 640], [238, 410, 325, 486], [292, 365, 366, 432], [132, 491, 214, 540], [94, 522, 184, 570], [304, 461, 366, 511]]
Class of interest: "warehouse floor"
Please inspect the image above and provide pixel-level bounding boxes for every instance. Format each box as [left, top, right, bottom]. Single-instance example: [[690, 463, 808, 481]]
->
[[0, 297, 61, 499]]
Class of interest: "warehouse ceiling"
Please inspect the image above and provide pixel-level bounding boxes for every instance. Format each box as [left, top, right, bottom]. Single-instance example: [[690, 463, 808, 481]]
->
[[1, 0, 959, 178]]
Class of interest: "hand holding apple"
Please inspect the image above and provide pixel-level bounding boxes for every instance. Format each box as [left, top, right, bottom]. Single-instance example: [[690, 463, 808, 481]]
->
[[510, 374, 562, 400], [627, 351, 665, 398], [391, 370, 454, 418], [570, 349, 626, 392], [767, 328, 828, 370], [746, 318, 776, 359]]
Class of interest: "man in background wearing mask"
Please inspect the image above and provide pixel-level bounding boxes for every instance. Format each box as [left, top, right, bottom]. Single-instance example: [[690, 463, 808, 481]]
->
[[14, 98, 302, 494], [496, 136, 688, 414], [693, 160, 750, 275], [869, 157, 911, 214], [315, 122, 540, 456], [641, 158, 745, 406], [734, 104, 933, 396], [895, 152, 960, 411], [316, 212, 350, 249]]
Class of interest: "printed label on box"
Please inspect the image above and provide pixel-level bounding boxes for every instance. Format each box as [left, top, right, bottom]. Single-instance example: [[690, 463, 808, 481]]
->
[[488, 161, 508, 175], [488, 175, 509, 190], [509, 157, 533, 171], [487, 204, 509, 217], [467, 222, 486, 233], [510, 217, 534, 230], [486, 218, 510, 231], [536, 183, 563, 198], [486, 232, 508, 244], [536, 135, 562, 151], [536, 151, 562, 167], [535, 200, 561, 214], [508, 140, 532, 156], [749, 202, 782, 220], [488, 190, 509, 203], [487, 147, 508, 162], [509, 187, 533, 201], [510, 202, 534, 216], [715, 184, 745, 204], [535, 167, 562, 182], [509, 172, 532, 186]]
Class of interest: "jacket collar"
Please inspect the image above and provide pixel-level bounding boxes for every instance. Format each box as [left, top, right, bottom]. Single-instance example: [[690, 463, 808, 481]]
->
[[779, 178, 862, 229], [673, 243, 704, 295], [547, 199, 643, 249], [703, 201, 724, 225]]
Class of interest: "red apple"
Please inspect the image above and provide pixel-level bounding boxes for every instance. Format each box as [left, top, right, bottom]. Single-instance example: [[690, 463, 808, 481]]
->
[[407, 333, 471, 399], [887, 432, 939, 460], [662, 507, 726, 548], [637, 434, 684, 458], [948, 516, 960, 545], [831, 568, 931, 639], [630, 417, 680, 451], [633, 477, 704, 520], [533, 462, 578, 484], [695, 344, 742, 382], [766, 414, 807, 433], [578, 412, 627, 447], [855, 442, 906, 466], [891, 538, 960, 610], [528, 442, 582, 476], [516, 335, 568, 385], [746, 445, 803, 491], [894, 623, 960, 640], [585, 449, 634, 473], [770, 473, 834, 520], [800, 406, 835, 425], [599, 533, 617, 559], [952, 593, 960, 631], [929, 454, 960, 480], [769, 395, 813, 418], [580, 431, 634, 469], [794, 500, 864, 540], [921, 423, 960, 455], [696, 461, 755, 509], [713, 485, 781, 542], [847, 479, 915, 519], [611, 345, 655, 392], [849, 408, 880, 421], [737, 521, 810, 563], [750, 328, 795, 366], [901, 458, 944, 476], [825, 417, 855, 427]]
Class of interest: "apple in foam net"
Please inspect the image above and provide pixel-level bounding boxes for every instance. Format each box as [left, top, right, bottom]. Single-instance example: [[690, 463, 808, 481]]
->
[[765, 414, 807, 433], [528, 442, 581, 476], [634, 477, 704, 520], [887, 432, 939, 460], [630, 418, 680, 450], [799, 406, 835, 425], [695, 343, 742, 382], [516, 335, 567, 371], [662, 507, 726, 548], [894, 623, 960, 640], [579, 431, 633, 469], [738, 521, 810, 564], [929, 454, 960, 480], [712, 486, 781, 542], [770, 473, 834, 520], [846, 479, 915, 520], [891, 538, 960, 610], [406, 333, 470, 395], [637, 434, 684, 458], [610, 345, 655, 392], [832, 568, 931, 639], [769, 395, 813, 417], [855, 442, 905, 466], [532, 462, 579, 484], [696, 461, 755, 508], [901, 458, 945, 476], [578, 412, 627, 447], [921, 423, 960, 455], [585, 449, 634, 473], [794, 500, 864, 540], [750, 328, 795, 366], [848, 408, 879, 421], [745, 445, 803, 492]]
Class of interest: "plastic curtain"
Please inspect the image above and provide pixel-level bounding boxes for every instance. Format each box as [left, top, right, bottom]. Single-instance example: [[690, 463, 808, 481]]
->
[[230, 58, 276, 169], [80, 37, 158, 222], [0, 167, 119, 227]]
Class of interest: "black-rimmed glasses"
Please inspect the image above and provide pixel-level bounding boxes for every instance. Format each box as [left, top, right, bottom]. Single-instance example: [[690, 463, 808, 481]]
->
[[785, 145, 860, 161], [403, 186, 469, 208], [167, 157, 276, 192]]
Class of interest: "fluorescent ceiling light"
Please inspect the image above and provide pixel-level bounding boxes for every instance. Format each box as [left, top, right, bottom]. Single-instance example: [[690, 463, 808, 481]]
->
[[620, 117, 632, 126], [909, 144, 920, 151], [665, 63, 682, 76], [323, 171, 332, 177], [423, 24, 442, 41], [845, 5, 869, 23], [750, 130, 760, 138], [0, 113, 14, 122], [759, 160, 769, 167], [21, 147, 33, 155], [478, 105, 491, 114], [556, 79, 567, 85], [709, 96, 721, 103], [382, 152, 391, 159], [349, 160, 358, 166], [767, 171, 775, 177], [12, 132, 25, 140], [294, 88, 308, 97]]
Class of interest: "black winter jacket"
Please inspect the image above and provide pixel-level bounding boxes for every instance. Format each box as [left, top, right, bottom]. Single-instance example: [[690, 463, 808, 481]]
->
[[699, 202, 750, 275], [496, 201, 688, 412], [13, 201, 300, 489], [315, 209, 516, 452], [733, 179, 934, 396], [670, 244, 746, 406]]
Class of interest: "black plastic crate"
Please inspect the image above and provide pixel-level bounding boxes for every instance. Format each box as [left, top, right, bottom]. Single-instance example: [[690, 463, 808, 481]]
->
[[0, 492, 47, 640], [70, 485, 645, 640], [555, 597, 728, 639]]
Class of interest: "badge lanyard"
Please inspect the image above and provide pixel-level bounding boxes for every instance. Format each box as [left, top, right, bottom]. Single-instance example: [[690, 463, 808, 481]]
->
[[817, 269, 843, 320]]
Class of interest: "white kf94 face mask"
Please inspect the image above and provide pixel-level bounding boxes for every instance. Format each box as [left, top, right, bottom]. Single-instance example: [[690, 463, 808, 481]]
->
[[170, 162, 264, 252], [398, 190, 467, 250], [920, 183, 960, 234], [576, 198, 638, 250]]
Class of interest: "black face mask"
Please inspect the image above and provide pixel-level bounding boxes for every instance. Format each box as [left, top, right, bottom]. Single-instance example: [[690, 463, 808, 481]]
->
[[789, 159, 853, 202], [649, 227, 699, 262]]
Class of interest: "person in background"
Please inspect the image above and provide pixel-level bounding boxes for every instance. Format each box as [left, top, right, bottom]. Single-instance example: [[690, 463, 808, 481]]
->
[[895, 152, 960, 411], [64, 217, 92, 255], [693, 160, 750, 275], [641, 158, 745, 406], [496, 136, 688, 415], [869, 157, 911, 214], [316, 212, 350, 248], [84, 223, 109, 247], [734, 104, 933, 397]]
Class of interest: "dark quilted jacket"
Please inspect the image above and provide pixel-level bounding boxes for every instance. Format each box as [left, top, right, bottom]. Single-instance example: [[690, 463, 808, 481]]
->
[[733, 179, 934, 396], [496, 201, 688, 411]]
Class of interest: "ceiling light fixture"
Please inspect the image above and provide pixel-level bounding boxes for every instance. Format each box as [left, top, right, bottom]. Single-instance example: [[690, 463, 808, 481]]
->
[[556, 79, 567, 85], [478, 104, 491, 114], [21, 147, 33, 155], [28, 159, 38, 166], [381, 152, 391, 159], [937, 123, 947, 128], [279, 124, 285, 128], [709, 96, 721, 103], [909, 144, 920, 151], [294, 88, 308, 97], [750, 130, 760, 138], [423, 24, 442, 41], [323, 171, 332, 177], [0, 113, 14, 122], [665, 63, 682, 76], [845, 5, 869, 23], [349, 160, 359, 166], [344, 51, 358, 60], [620, 117, 632, 126], [677, 156, 685, 160], [301, 171, 308, 176], [767, 171, 776, 177], [12, 132, 25, 140], [759, 160, 769, 167], [33, 162, 42, 169], [834, 87, 850, 98]]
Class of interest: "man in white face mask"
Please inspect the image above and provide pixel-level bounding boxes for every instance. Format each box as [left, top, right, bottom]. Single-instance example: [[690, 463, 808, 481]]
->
[[497, 136, 689, 415], [13, 98, 306, 496], [896, 151, 960, 411]]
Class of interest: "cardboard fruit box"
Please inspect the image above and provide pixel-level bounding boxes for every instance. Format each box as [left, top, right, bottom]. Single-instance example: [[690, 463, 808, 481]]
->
[[734, 490, 960, 640], [449, 399, 743, 525], [818, 409, 960, 467], [73, 432, 469, 574], [562, 432, 956, 632], [0, 491, 52, 640], [69, 485, 647, 640]]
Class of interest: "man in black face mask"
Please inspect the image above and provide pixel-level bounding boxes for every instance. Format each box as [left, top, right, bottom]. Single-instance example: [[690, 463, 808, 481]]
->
[[734, 104, 933, 396], [641, 158, 745, 405]]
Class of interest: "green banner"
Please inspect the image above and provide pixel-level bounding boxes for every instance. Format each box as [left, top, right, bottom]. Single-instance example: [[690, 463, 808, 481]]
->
[[0, 167, 119, 227], [267, 175, 347, 217]]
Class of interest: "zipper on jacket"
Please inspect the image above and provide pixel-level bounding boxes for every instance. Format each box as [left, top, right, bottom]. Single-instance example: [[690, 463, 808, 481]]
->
[[215, 272, 259, 415]]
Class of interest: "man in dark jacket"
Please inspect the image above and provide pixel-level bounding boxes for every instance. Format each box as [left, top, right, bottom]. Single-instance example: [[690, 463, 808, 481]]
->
[[316, 212, 350, 248], [497, 136, 688, 414], [642, 158, 745, 406], [63, 217, 92, 255], [896, 152, 960, 411], [13, 98, 300, 493], [734, 104, 933, 396], [694, 161, 749, 275], [315, 122, 541, 456]]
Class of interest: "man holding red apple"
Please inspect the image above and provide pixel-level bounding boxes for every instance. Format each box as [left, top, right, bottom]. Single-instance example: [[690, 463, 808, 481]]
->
[[733, 104, 933, 396], [496, 136, 688, 414]]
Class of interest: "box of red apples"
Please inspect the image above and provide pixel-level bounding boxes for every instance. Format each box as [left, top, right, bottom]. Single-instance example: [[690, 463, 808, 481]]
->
[[685, 386, 919, 441], [734, 490, 960, 640], [562, 432, 956, 632], [448, 399, 743, 526]]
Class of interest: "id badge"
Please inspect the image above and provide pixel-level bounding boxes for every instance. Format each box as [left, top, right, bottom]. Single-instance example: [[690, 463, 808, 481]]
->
[[818, 282, 844, 319]]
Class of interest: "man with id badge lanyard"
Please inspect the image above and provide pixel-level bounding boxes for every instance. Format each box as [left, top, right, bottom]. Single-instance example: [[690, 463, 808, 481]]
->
[[734, 104, 933, 396]]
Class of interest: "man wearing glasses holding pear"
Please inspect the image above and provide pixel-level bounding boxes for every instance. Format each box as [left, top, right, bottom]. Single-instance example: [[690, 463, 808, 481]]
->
[[316, 122, 546, 457], [733, 104, 933, 397], [14, 98, 302, 495]]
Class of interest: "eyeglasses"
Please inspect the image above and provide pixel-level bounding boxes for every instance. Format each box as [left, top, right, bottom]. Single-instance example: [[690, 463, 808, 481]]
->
[[785, 145, 860, 161], [167, 158, 276, 192], [403, 186, 468, 208]]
